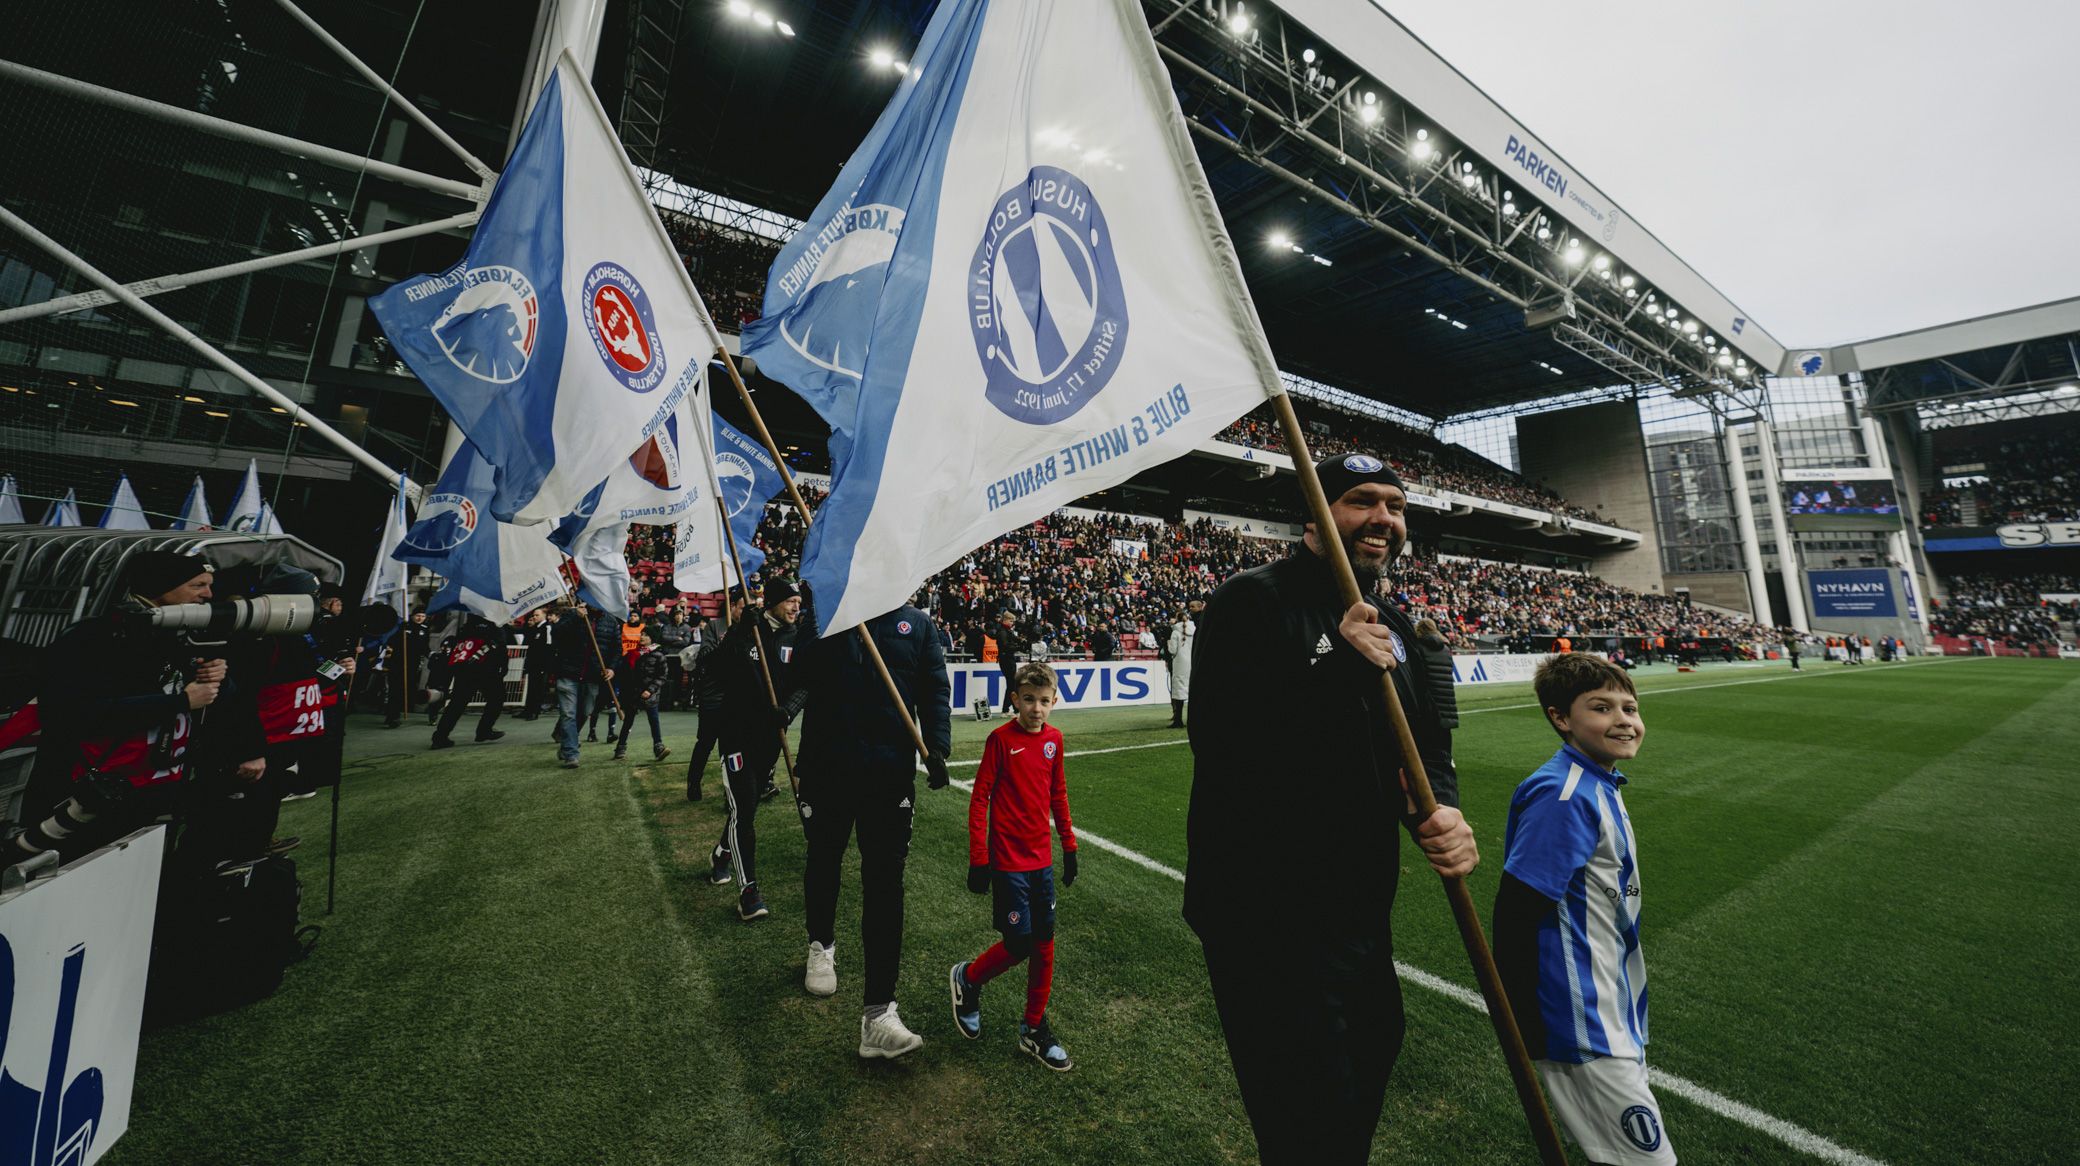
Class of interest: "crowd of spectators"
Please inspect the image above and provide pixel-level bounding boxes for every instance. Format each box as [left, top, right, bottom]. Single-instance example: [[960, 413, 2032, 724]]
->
[[1923, 426, 2080, 526], [660, 213, 774, 330], [1928, 572, 2077, 648], [612, 490, 1771, 659], [1214, 404, 1603, 522]]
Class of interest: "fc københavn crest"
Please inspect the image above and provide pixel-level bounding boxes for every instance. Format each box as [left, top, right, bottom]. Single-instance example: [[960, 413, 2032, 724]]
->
[[432, 265, 539, 384], [970, 166, 1128, 425]]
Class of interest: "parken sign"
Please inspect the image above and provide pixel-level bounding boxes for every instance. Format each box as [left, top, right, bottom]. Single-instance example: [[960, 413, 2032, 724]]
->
[[1997, 522, 2080, 548]]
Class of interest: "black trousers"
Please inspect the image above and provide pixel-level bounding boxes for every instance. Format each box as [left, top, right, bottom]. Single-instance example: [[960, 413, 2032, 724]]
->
[[1201, 926, 1406, 1166], [801, 767, 916, 1006], [685, 703, 723, 795], [714, 735, 778, 887], [998, 659, 1018, 710], [434, 669, 504, 742]]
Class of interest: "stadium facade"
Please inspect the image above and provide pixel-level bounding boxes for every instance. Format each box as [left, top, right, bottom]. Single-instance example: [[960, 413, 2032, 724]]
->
[[3, 0, 2074, 654]]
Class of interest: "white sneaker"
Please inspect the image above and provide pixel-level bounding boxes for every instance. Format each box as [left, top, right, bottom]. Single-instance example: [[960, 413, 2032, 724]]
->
[[859, 1004, 924, 1060], [805, 941, 837, 997]]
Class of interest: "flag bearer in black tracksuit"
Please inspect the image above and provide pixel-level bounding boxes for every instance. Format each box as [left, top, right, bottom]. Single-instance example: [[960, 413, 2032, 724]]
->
[[430, 615, 509, 749], [795, 603, 952, 1058], [710, 581, 810, 921], [685, 588, 747, 800], [1185, 453, 1478, 1166]]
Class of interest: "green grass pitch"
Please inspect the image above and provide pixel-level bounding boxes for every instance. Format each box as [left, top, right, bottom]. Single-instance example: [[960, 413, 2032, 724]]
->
[[103, 655, 2079, 1164]]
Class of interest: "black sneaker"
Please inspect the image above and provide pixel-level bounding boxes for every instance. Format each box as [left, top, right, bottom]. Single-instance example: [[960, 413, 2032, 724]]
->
[[759, 781, 780, 802], [587, 730, 599, 743], [559, 758, 580, 770], [949, 963, 982, 1039], [429, 738, 455, 751], [1019, 1016, 1072, 1071], [653, 743, 672, 761], [709, 853, 733, 885], [612, 750, 627, 761], [476, 730, 506, 743], [686, 777, 703, 802], [738, 883, 768, 921]]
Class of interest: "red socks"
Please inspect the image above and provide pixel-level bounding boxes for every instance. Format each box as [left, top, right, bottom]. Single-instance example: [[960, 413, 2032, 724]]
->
[[1024, 939, 1054, 1026], [969, 941, 1016, 984], [967, 939, 1056, 1025]]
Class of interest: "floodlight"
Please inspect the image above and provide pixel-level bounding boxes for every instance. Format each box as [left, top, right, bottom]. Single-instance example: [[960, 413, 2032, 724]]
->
[[1358, 104, 1379, 125], [1619, 274, 1635, 289], [752, 10, 772, 27], [1503, 202, 1517, 217], [1229, 10, 1251, 34], [1592, 254, 1610, 271], [777, 20, 794, 35], [869, 47, 894, 68], [1302, 48, 1316, 63], [727, 0, 751, 15], [1415, 128, 1429, 141], [1683, 320, 1698, 334], [1563, 246, 1584, 265], [1719, 351, 1734, 367], [1269, 232, 1291, 250], [1363, 91, 1376, 105], [1536, 227, 1551, 240], [894, 59, 909, 72], [1412, 141, 1432, 160]]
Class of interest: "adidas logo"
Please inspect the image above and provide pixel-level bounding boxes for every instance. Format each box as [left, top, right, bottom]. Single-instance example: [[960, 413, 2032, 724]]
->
[[1315, 634, 1333, 655], [897, 797, 912, 809]]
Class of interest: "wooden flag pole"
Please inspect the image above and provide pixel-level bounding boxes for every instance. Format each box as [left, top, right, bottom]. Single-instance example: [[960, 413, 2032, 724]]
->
[[1267, 389, 1569, 1165], [566, 575, 627, 723], [709, 490, 801, 800], [705, 347, 935, 768]]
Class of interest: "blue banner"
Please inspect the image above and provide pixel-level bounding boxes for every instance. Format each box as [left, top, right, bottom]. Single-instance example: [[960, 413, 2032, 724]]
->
[[1809, 568, 1899, 618]]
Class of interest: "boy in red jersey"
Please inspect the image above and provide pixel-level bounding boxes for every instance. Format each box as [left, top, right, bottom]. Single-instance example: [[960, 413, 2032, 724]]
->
[[950, 661, 1080, 1070]]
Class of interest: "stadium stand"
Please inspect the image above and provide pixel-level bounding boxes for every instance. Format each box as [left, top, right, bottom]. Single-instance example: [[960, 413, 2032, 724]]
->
[[1927, 572, 2077, 651], [1922, 418, 2080, 525]]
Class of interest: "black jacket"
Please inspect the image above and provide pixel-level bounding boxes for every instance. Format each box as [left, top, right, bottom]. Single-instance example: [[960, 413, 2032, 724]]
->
[[628, 646, 671, 703], [547, 609, 616, 682], [1184, 550, 1459, 938], [716, 608, 809, 730], [796, 606, 952, 775]]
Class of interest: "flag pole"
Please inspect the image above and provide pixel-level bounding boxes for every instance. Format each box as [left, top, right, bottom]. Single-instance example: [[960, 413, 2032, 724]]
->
[[1267, 389, 1569, 1165], [702, 346, 935, 767], [565, 566, 628, 723], [707, 491, 801, 802]]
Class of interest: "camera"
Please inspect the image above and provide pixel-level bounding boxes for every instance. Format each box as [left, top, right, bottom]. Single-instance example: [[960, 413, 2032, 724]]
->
[[141, 594, 319, 640]]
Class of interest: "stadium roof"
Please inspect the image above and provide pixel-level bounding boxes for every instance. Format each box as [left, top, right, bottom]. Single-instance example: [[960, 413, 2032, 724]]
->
[[620, 0, 1783, 424]]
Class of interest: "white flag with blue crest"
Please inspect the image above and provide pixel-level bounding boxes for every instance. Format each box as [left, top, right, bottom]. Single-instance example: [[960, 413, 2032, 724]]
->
[[367, 52, 708, 525], [740, 0, 1281, 636]]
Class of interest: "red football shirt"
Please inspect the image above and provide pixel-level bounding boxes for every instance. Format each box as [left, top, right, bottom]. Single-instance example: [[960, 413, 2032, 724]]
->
[[968, 721, 1075, 873]]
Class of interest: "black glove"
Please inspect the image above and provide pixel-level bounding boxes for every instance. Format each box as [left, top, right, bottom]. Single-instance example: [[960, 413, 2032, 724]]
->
[[1062, 849, 1079, 888], [924, 752, 950, 790], [967, 864, 991, 894], [768, 706, 792, 735]]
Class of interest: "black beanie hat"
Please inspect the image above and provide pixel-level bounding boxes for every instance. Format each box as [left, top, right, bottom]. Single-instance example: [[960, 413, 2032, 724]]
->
[[123, 551, 210, 599], [765, 580, 801, 605], [1309, 452, 1405, 510]]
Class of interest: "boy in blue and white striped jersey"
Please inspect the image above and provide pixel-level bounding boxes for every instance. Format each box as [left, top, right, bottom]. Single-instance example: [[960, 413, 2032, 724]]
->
[[1494, 653, 1675, 1166]]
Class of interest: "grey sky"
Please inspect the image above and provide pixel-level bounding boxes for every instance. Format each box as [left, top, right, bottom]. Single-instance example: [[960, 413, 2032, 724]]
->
[[1382, 0, 2080, 349]]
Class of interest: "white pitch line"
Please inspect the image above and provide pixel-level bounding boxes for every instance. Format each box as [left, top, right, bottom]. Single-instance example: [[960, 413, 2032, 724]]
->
[[942, 718, 1899, 1164]]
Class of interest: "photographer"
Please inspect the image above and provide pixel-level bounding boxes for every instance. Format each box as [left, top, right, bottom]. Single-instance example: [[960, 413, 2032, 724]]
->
[[6, 552, 265, 867]]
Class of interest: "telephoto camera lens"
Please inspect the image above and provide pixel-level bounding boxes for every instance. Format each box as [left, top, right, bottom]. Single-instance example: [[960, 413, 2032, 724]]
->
[[145, 593, 319, 638]]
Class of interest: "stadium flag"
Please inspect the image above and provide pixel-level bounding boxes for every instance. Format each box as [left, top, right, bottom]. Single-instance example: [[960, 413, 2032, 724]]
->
[[172, 474, 211, 530], [739, 0, 1282, 636], [366, 53, 709, 526], [548, 382, 710, 620], [0, 474, 28, 524], [675, 410, 780, 593], [40, 488, 81, 528], [221, 458, 264, 532], [362, 477, 412, 614], [99, 473, 152, 530], [394, 440, 565, 624], [259, 502, 287, 536]]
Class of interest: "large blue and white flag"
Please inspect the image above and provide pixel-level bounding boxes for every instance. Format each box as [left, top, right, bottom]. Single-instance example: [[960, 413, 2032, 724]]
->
[[740, 0, 1281, 635], [221, 459, 265, 532], [548, 384, 709, 619], [367, 53, 710, 526], [674, 411, 783, 593], [0, 475, 28, 524], [41, 488, 81, 528], [99, 473, 152, 530], [394, 440, 565, 624], [172, 474, 211, 530]]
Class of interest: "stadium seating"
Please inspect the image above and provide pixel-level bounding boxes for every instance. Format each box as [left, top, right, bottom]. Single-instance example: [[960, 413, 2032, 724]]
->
[[1923, 422, 2080, 525], [1928, 572, 2077, 650]]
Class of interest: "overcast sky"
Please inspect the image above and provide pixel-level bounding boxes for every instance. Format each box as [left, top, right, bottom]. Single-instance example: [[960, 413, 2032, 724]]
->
[[1381, 0, 2080, 349]]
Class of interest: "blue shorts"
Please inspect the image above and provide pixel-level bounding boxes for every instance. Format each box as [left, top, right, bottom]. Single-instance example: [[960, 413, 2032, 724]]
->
[[991, 866, 1056, 944]]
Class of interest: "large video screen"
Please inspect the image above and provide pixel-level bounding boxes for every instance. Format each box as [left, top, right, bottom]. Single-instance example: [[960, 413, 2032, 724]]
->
[[1782, 475, 1902, 531]]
